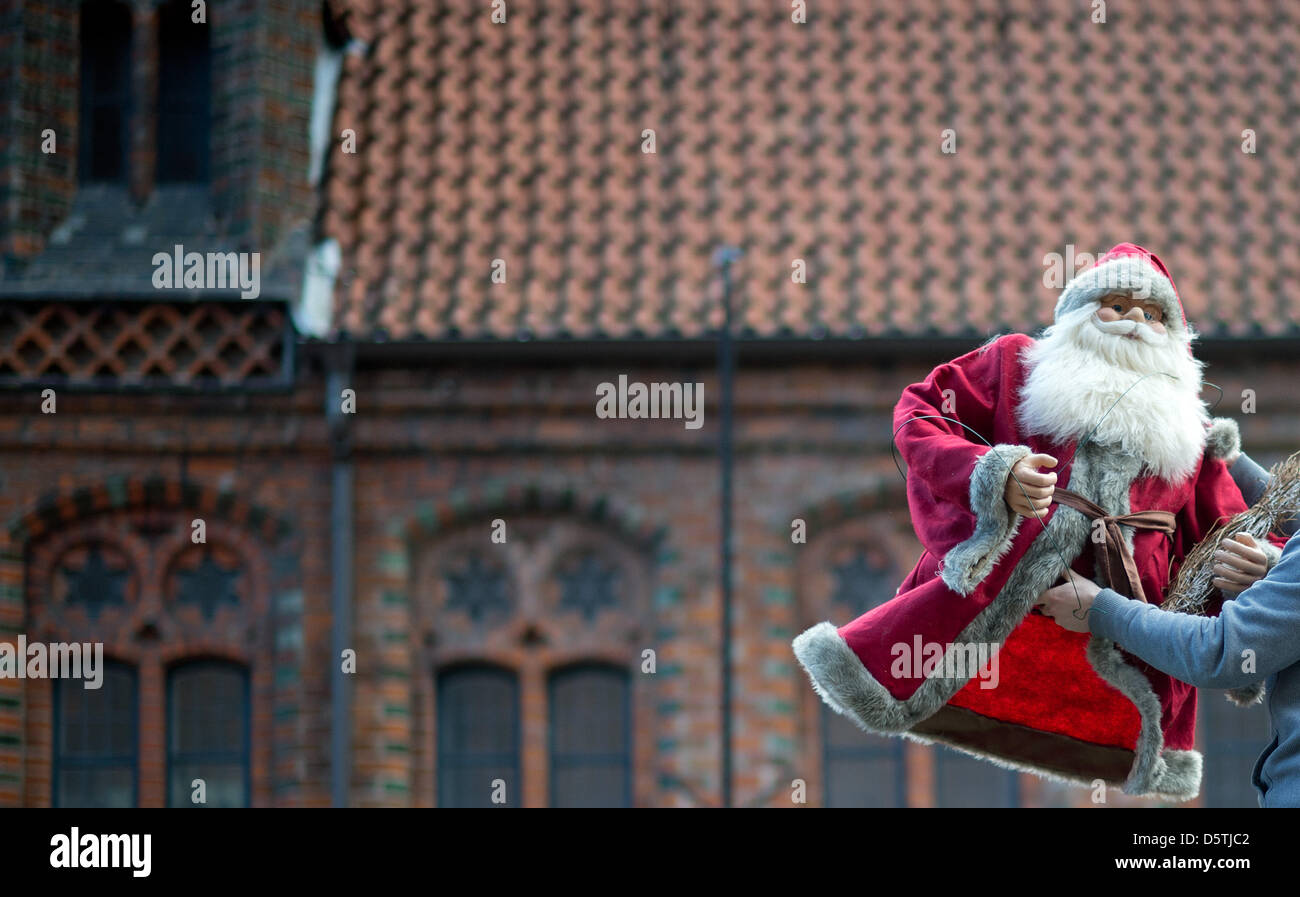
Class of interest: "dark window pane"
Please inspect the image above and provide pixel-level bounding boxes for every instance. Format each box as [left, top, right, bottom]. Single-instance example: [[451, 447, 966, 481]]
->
[[59, 767, 135, 809], [156, 0, 211, 182], [167, 661, 249, 807], [822, 707, 906, 807], [934, 745, 1020, 807], [79, 1, 133, 183], [437, 666, 520, 807], [549, 665, 630, 807], [1201, 692, 1272, 808], [55, 661, 136, 808]]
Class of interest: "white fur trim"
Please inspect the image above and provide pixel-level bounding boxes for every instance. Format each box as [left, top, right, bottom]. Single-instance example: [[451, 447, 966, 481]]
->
[[1205, 417, 1241, 464], [1226, 681, 1267, 707], [939, 444, 1032, 596]]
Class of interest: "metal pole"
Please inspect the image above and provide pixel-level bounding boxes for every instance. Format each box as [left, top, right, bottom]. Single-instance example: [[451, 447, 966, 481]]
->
[[327, 342, 355, 808], [713, 245, 741, 809]]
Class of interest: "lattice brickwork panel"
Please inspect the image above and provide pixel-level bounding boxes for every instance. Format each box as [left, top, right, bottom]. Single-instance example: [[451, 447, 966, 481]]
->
[[0, 301, 292, 390]]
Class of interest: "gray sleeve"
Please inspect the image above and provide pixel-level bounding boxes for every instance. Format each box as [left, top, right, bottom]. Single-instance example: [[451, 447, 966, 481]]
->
[[1230, 450, 1299, 537], [1089, 532, 1300, 688]]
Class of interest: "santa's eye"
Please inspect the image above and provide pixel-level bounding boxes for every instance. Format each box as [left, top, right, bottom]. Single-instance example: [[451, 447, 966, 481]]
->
[[1111, 304, 1124, 313]]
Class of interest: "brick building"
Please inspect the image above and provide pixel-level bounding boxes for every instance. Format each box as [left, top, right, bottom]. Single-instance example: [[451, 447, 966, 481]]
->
[[0, 0, 1297, 807]]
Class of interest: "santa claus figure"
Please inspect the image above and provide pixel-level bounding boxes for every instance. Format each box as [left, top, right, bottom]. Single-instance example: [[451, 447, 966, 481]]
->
[[793, 243, 1284, 801]]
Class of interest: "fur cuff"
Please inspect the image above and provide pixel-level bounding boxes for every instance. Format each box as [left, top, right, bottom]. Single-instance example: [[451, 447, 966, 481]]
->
[[1226, 681, 1267, 707], [1261, 539, 1283, 570], [1206, 417, 1241, 465], [939, 444, 1033, 597]]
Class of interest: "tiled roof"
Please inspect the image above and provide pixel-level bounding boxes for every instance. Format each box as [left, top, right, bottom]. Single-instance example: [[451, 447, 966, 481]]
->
[[322, 0, 1300, 341]]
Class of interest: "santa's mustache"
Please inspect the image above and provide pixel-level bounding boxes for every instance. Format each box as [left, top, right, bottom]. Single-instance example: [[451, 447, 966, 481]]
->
[[1089, 314, 1166, 346]]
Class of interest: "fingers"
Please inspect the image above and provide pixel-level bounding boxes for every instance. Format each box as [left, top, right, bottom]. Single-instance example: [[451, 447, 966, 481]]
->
[[1012, 479, 1055, 498], [1010, 492, 1053, 510], [1215, 546, 1267, 581], [1219, 537, 1267, 568], [1232, 532, 1258, 547], [1014, 467, 1058, 489], [1212, 564, 1260, 587], [1010, 497, 1051, 518], [1213, 577, 1244, 596], [1027, 453, 1058, 469]]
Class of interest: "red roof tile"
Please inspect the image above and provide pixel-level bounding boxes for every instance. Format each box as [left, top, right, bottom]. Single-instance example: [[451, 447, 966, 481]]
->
[[322, 0, 1300, 340]]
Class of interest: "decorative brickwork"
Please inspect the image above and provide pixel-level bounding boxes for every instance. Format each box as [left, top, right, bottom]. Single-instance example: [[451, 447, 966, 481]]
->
[[0, 476, 302, 807], [0, 301, 292, 389]]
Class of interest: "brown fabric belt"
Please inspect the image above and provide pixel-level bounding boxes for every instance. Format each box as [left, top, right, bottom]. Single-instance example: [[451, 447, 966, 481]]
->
[[1052, 487, 1176, 603]]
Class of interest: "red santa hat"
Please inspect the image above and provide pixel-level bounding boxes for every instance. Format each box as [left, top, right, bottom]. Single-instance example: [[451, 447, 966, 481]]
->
[[1054, 243, 1190, 340]]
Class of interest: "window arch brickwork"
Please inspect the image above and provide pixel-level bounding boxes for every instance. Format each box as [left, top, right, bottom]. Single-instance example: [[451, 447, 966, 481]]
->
[[0, 476, 301, 807], [363, 480, 666, 807]]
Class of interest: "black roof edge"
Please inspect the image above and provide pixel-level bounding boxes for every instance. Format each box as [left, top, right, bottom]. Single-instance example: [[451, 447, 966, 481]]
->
[[300, 334, 1300, 367]]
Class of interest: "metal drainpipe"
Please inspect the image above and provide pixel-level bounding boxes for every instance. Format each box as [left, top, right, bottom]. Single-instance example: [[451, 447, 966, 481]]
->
[[713, 245, 742, 809], [326, 342, 355, 807]]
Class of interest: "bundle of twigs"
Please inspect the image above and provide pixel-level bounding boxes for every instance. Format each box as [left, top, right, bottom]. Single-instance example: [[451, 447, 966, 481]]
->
[[1162, 450, 1300, 615]]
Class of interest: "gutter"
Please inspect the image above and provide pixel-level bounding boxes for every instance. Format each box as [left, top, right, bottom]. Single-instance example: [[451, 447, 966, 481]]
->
[[326, 341, 355, 807]]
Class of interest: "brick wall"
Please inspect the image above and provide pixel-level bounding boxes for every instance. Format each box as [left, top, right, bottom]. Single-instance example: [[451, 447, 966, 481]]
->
[[1, 347, 1294, 806], [0, 0, 318, 268], [0, 1, 78, 264]]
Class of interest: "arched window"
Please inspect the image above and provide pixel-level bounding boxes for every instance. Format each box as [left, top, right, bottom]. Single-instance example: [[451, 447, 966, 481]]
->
[[78, 1, 133, 183], [53, 659, 137, 808], [166, 661, 250, 807], [549, 664, 631, 807], [437, 665, 520, 807], [412, 510, 653, 807], [156, 0, 211, 182], [1200, 694, 1272, 807]]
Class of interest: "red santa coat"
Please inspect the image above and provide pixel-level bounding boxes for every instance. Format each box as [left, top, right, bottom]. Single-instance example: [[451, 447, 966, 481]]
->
[[794, 330, 1273, 801]]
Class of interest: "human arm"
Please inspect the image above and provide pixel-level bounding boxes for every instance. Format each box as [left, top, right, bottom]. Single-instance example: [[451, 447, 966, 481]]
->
[[1082, 534, 1300, 689]]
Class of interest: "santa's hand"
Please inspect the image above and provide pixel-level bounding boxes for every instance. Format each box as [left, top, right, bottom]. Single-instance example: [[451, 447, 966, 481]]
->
[[1033, 570, 1100, 632], [1004, 453, 1058, 519], [1212, 532, 1268, 596]]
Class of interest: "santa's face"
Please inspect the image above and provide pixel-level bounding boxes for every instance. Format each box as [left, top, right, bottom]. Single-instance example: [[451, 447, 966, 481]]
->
[[1070, 290, 1181, 368], [1094, 292, 1166, 337], [1017, 286, 1207, 482]]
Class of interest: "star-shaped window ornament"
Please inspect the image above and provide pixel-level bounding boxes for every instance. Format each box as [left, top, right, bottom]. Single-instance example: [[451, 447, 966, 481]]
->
[[61, 545, 128, 620], [558, 554, 621, 622], [444, 555, 512, 623], [830, 549, 894, 615], [176, 553, 242, 620]]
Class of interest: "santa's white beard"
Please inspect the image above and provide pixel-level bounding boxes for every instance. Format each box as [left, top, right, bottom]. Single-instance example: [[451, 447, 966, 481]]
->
[[1015, 306, 1209, 483]]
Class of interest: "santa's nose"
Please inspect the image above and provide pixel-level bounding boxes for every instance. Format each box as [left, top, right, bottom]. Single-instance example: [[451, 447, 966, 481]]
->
[[1122, 306, 1146, 322]]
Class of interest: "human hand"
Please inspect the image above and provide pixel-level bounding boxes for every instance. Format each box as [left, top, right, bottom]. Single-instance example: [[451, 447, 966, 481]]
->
[[1004, 453, 1058, 519], [1033, 569, 1101, 633], [1212, 532, 1269, 596]]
